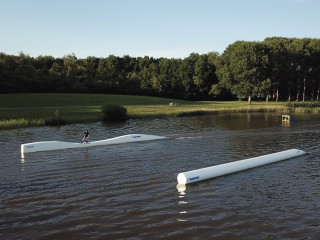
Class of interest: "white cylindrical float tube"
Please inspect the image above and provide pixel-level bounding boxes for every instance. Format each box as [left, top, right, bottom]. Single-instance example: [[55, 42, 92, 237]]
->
[[177, 149, 306, 185]]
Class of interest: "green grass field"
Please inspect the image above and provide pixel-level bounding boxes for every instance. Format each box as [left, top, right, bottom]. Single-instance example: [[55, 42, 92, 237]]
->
[[0, 93, 194, 108], [0, 93, 296, 129]]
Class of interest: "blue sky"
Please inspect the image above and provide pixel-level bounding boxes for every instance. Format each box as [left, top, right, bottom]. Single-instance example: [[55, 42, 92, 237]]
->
[[1, 0, 319, 59]]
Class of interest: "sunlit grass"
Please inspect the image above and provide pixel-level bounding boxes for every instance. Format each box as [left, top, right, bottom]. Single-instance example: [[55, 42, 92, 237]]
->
[[126, 102, 287, 118], [0, 118, 28, 129]]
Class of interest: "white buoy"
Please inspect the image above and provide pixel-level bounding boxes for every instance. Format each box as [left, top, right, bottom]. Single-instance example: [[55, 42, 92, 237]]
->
[[177, 149, 306, 185]]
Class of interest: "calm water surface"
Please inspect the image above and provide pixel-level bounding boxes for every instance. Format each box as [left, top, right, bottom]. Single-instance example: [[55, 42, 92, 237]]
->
[[1, 112, 320, 239]]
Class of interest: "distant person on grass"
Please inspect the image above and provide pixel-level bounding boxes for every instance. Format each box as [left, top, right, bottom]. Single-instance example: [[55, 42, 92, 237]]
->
[[81, 130, 89, 143]]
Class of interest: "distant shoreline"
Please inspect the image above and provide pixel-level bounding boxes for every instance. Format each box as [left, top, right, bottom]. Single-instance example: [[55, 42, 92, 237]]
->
[[1, 93, 318, 129]]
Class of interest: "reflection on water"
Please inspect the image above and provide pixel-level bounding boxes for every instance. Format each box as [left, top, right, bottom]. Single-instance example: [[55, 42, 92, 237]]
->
[[176, 184, 187, 193], [177, 184, 188, 222], [1, 113, 320, 239]]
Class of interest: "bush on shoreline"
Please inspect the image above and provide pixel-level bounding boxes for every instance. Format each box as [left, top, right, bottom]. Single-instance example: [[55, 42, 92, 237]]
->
[[45, 110, 66, 126], [101, 103, 127, 122]]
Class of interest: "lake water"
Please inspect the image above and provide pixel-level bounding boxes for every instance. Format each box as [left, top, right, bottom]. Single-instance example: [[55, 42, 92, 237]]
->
[[1, 112, 320, 239]]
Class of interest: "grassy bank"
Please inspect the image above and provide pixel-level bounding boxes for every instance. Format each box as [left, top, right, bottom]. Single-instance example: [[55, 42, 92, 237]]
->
[[1, 93, 315, 129], [0, 93, 191, 108], [0, 93, 192, 128]]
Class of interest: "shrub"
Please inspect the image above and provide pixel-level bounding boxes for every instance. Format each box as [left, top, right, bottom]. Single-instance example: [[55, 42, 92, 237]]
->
[[285, 102, 320, 108], [45, 110, 66, 126], [101, 103, 127, 122], [31, 119, 45, 126], [0, 118, 28, 129]]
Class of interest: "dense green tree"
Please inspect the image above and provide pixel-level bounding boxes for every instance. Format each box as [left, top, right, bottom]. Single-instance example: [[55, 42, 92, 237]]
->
[[63, 54, 77, 79], [1, 37, 320, 101], [308, 39, 320, 101], [178, 53, 198, 99], [168, 58, 184, 98], [0, 53, 17, 93], [13, 52, 37, 92], [264, 37, 293, 102], [215, 41, 270, 104], [48, 58, 65, 92], [286, 38, 315, 102], [194, 54, 217, 99]]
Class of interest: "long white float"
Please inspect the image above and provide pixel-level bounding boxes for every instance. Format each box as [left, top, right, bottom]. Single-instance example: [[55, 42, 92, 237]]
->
[[177, 149, 307, 185], [21, 134, 165, 156]]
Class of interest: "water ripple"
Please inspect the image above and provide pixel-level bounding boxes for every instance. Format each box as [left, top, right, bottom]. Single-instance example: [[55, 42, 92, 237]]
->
[[1, 113, 320, 239]]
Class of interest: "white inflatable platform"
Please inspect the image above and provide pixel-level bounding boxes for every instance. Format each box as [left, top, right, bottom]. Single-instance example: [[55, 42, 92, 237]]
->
[[21, 134, 165, 156], [177, 149, 307, 185]]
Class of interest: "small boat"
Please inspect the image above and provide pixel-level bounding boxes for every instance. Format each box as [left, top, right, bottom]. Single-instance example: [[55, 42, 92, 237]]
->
[[21, 134, 166, 156]]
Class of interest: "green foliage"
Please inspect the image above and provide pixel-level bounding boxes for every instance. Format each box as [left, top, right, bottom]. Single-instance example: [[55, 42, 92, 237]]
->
[[285, 101, 320, 108], [1, 37, 320, 102], [194, 54, 218, 96], [209, 84, 222, 96], [30, 119, 45, 126], [101, 103, 127, 122], [0, 118, 45, 129], [216, 41, 271, 103], [285, 101, 320, 113], [0, 118, 29, 129], [45, 110, 66, 126]]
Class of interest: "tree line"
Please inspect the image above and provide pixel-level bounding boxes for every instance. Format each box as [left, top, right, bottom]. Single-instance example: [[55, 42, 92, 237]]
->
[[1, 37, 320, 103]]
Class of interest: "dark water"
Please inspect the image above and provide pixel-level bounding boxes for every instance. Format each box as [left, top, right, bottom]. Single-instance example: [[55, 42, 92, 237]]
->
[[1, 112, 320, 239]]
